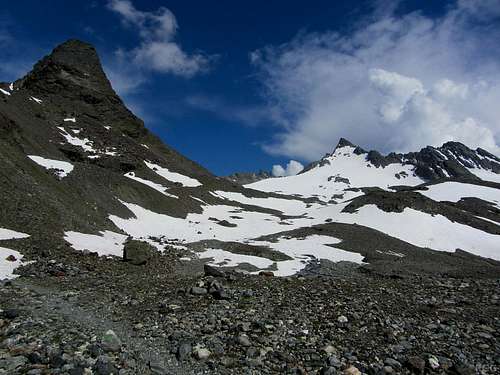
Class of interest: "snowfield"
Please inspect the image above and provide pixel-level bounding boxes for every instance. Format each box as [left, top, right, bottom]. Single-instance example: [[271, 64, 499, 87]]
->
[[199, 236, 364, 277], [247, 146, 424, 200], [107, 189, 499, 274], [419, 181, 500, 207], [214, 190, 311, 215], [249, 235, 365, 276], [52, 144, 499, 275], [468, 168, 500, 184], [335, 205, 500, 260]]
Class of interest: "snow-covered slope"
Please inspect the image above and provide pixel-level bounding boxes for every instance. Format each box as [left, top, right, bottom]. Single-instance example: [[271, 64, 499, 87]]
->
[[248, 144, 424, 201]]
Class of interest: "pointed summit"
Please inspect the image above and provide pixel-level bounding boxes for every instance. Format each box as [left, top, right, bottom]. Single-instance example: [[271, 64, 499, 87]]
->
[[19, 39, 115, 96], [333, 137, 367, 155], [336, 137, 357, 149]]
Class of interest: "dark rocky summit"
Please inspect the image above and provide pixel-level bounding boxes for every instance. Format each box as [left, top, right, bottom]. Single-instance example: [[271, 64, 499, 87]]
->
[[225, 170, 272, 185]]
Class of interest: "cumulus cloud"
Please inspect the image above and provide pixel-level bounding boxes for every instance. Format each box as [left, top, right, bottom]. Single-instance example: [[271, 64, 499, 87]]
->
[[252, 0, 500, 160], [272, 160, 304, 177], [107, 0, 213, 83]]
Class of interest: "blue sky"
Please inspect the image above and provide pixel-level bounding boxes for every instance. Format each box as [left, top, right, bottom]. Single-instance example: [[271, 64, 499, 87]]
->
[[1, 0, 500, 175]]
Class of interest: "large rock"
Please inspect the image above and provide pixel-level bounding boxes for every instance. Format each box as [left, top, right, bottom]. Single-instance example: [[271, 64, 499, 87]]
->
[[123, 239, 156, 265], [101, 330, 121, 353]]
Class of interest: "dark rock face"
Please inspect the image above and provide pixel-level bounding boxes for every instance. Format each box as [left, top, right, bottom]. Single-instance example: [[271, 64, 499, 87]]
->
[[123, 239, 157, 265], [19, 40, 115, 97]]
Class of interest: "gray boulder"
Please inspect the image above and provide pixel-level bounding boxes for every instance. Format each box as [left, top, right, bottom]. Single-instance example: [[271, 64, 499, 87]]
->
[[123, 239, 156, 265]]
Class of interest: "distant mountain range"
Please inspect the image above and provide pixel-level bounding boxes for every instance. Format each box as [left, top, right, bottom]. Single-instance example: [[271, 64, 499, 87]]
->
[[1, 40, 499, 281]]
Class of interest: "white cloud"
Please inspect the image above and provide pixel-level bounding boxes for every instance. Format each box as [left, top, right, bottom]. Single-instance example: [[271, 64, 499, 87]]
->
[[432, 79, 469, 99], [107, 0, 212, 79], [272, 160, 304, 177], [253, 0, 500, 160]]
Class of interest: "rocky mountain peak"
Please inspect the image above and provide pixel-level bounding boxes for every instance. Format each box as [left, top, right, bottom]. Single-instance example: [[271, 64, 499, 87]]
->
[[336, 137, 357, 149], [18, 39, 115, 97]]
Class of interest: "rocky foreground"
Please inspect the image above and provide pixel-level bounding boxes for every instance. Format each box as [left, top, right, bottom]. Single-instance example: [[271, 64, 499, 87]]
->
[[0, 247, 499, 375]]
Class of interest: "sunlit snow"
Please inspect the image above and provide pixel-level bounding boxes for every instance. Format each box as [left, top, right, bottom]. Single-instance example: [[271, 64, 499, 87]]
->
[[420, 181, 500, 207], [124, 172, 178, 199], [145, 161, 202, 187], [0, 247, 25, 280], [28, 155, 74, 178], [29, 96, 42, 104], [0, 228, 29, 240], [468, 168, 500, 183], [0, 228, 30, 280], [248, 146, 424, 201], [58, 127, 96, 153], [249, 235, 365, 276], [64, 230, 128, 257]]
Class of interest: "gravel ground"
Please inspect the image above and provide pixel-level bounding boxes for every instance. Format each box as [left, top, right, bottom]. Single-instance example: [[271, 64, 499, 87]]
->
[[1, 248, 499, 375]]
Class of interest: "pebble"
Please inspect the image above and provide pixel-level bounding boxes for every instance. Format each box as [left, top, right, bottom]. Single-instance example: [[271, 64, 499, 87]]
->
[[337, 315, 348, 324], [194, 347, 211, 360], [428, 355, 440, 369], [177, 342, 192, 360], [101, 330, 121, 353], [343, 365, 361, 375], [237, 334, 252, 347], [190, 287, 208, 295]]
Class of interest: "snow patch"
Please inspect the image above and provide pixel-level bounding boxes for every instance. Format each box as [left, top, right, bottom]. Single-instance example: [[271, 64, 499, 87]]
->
[[124, 172, 178, 199], [0, 228, 30, 280], [58, 127, 96, 153], [198, 248, 274, 269], [376, 250, 405, 257], [64, 231, 128, 257], [214, 190, 310, 215], [0, 228, 30, 240], [145, 161, 202, 187], [29, 96, 42, 104], [28, 155, 74, 178], [64, 117, 76, 122], [250, 235, 364, 276], [0, 88, 11, 96], [0, 247, 26, 280]]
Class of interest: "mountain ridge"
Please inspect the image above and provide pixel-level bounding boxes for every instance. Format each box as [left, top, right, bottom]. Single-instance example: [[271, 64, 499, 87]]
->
[[1, 39, 499, 279]]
